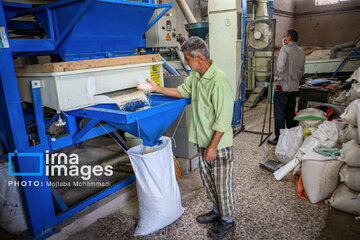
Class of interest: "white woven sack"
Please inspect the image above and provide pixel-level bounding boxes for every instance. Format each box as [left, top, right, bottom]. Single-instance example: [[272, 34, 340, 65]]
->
[[299, 119, 324, 129], [341, 99, 360, 127], [346, 83, 360, 102], [275, 126, 303, 163], [127, 137, 184, 236], [339, 139, 360, 167], [339, 164, 360, 191], [338, 125, 359, 144], [328, 184, 360, 215], [295, 108, 326, 120], [311, 121, 338, 148], [302, 152, 343, 204], [0, 163, 28, 235], [351, 66, 360, 83]]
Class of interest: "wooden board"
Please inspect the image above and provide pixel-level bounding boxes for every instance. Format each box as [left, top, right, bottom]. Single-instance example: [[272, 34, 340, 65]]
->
[[16, 54, 162, 74]]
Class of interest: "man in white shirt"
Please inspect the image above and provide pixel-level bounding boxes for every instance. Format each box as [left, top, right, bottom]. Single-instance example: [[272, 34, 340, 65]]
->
[[268, 29, 305, 145]]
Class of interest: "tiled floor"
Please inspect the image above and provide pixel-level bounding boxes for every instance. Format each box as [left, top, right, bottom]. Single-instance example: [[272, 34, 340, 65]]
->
[[69, 101, 332, 240]]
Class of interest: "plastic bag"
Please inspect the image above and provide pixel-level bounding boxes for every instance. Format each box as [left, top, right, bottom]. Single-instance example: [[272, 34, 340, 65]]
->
[[330, 91, 348, 105], [0, 163, 28, 235], [294, 108, 326, 121], [299, 119, 324, 129], [275, 126, 303, 163], [273, 135, 320, 181], [127, 137, 184, 236], [311, 121, 338, 148]]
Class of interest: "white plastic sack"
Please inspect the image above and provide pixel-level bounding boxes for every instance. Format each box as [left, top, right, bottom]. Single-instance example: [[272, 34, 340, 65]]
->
[[328, 184, 360, 215], [358, 102, 360, 136], [0, 163, 27, 235], [346, 83, 360, 102], [339, 139, 360, 167], [294, 108, 326, 121], [339, 164, 360, 192], [299, 135, 322, 153], [127, 137, 184, 236], [273, 136, 320, 181], [351, 66, 360, 83], [311, 121, 338, 148], [330, 91, 348, 105], [275, 126, 303, 163], [299, 119, 324, 129], [338, 125, 359, 144], [302, 152, 343, 204], [341, 99, 360, 127]]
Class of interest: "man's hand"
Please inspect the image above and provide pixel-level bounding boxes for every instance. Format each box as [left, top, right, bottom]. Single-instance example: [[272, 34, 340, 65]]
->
[[137, 79, 160, 93], [275, 85, 283, 93], [204, 146, 217, 161]]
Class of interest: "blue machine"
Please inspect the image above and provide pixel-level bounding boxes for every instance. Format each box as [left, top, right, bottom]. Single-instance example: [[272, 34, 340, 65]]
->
[[0, 0, 189, 239]]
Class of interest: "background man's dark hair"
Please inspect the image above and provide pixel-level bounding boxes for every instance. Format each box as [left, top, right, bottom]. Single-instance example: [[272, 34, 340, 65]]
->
[[287, 29, 298, 42]]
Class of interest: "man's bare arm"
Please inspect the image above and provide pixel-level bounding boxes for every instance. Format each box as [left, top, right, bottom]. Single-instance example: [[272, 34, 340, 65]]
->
[[158, 87, 183, 98], [204, 131, 224, 161], [137, 79, 182, 98]]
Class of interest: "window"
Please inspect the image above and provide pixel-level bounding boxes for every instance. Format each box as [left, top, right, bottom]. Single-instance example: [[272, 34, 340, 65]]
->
[[315, 0, 339, 6]]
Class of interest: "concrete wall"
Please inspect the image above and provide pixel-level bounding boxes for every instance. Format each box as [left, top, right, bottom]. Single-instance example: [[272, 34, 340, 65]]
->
[[295, 0, 360, 47], [272, 0, 296, 46]]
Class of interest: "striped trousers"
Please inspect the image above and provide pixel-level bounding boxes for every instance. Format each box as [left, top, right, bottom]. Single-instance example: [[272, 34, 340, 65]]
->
[[198, 147, 236, 217]]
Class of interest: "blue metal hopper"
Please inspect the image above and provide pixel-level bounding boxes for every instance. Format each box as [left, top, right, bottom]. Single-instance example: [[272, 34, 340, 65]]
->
[[2, 1, 31, 24], [15, 0, 172, 60], [68, 94, 188, 146]]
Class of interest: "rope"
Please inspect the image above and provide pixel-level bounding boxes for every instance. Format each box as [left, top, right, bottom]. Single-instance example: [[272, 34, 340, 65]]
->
[[170, 108, 186, 149], [98, 122, 127, 153]]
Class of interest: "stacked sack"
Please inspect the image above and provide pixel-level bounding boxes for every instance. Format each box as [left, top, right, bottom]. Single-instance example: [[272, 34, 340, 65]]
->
[[294, 108, 327, 136], [300, 121, 343, 204], [330, 66, 360, 105], [328, 99, 360, 215]]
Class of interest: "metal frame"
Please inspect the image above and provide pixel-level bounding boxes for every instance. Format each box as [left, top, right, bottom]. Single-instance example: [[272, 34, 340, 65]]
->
[[233, 18, 276, 146], [0, 0, 174, 239]]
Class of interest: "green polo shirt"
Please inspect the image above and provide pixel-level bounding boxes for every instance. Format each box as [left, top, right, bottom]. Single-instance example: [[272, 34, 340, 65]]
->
[[177, 62, 234, 149]]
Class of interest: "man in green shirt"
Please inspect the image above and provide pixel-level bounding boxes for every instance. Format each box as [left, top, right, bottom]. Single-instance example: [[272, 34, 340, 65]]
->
[[140, 36, 236, 240]]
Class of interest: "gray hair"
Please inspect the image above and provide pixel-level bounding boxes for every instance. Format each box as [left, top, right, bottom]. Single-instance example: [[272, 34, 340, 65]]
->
[[181, 36, 210, 61]]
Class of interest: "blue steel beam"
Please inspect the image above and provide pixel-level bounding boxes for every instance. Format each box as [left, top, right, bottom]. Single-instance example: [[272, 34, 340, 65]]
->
[[2, 1, 31, 24], [31, 81, 49, 149], [50, 186, 68, 212], [0, 2, 57, 237], [9, 39, 55, 52], [54, 0, 93, 48], [56, 175, 136, 223], [72, 119, 99, 143]]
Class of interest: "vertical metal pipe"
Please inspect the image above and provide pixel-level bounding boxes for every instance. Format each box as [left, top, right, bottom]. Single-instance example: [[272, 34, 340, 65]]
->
[[176, 0, 197, 24], [161, 56, 180, 75]]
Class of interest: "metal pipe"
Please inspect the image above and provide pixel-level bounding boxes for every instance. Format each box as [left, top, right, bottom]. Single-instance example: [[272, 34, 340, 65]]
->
[[176, 45, 191, 71], [255, 0, 269, 19], [161, 56, 180, 75], [330, 42, 354, 59], [176, 0, 197, 24]]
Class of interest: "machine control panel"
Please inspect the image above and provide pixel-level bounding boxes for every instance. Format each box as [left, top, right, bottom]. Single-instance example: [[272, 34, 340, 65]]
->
[[145, 9, 178, 48]]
